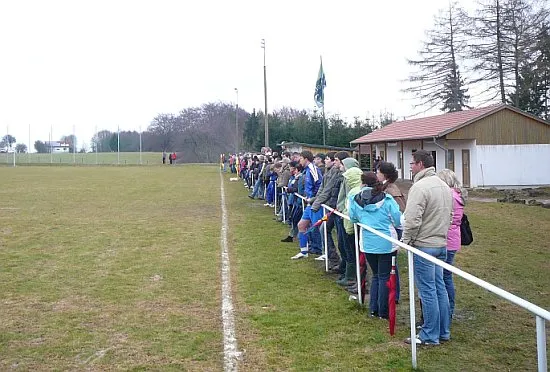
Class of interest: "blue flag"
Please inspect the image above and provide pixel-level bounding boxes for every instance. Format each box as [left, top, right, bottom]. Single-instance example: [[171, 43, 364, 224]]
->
[[314, 58, 326, 108]]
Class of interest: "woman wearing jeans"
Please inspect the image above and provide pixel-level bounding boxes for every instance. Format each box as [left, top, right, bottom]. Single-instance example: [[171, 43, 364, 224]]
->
[[437, 169, 466, 317], [348, 171, 402, 319]]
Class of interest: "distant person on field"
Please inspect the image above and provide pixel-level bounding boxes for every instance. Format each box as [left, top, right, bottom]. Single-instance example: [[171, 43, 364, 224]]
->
[[402, 149, 453, 346], [437, 168, 467, 318], [172, 152, 177, 165], [163, 151, 167, 164], [169, 152, 173, 165]]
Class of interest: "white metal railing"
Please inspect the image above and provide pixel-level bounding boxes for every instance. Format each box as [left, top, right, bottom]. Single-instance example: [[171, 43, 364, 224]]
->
[[289, 191, 549, 371]]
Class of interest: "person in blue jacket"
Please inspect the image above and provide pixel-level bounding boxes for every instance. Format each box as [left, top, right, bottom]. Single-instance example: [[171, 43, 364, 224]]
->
[[291, 150, 323, 260], [348, 171, 402, 319]]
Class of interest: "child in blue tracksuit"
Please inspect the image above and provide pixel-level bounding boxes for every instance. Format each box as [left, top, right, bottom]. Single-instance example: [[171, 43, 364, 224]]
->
[[265, 165, 278, 207]]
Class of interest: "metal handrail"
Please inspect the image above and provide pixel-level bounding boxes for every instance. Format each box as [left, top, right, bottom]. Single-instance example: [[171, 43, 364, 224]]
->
[[290, 191, 549, 371]]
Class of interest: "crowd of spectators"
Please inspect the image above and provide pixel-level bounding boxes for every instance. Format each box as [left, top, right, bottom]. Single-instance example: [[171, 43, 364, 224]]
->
[[226, 149, 466, 346]]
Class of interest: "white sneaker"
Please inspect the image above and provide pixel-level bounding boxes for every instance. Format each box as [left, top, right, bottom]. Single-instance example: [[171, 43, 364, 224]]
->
[[314, 254, 327, 261], [291, 252, 308, 260], [269, 204, 274, 208], [263, 203, 270, 206]]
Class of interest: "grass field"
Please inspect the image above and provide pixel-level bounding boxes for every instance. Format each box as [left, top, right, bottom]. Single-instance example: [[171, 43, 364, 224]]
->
[[1, 152, 168, 166], [1, 166, 549, 371]]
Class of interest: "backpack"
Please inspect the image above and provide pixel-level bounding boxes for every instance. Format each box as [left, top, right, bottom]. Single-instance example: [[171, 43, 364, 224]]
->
[[460, 213, 473, 246]]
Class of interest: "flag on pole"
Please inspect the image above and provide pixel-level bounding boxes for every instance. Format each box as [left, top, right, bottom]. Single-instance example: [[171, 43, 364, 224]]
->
[[314, 57, 326, 108]]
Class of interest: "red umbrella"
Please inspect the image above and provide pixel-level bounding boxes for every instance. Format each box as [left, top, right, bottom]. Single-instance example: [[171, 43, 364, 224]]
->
[[387, 255, 397, 336]]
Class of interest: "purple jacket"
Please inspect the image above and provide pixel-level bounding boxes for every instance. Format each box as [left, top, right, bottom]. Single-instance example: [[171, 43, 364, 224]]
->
[[447, 188, 465, 251]]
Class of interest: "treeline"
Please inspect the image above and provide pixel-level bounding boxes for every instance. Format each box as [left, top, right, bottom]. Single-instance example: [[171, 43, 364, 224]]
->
[[53, 103, 390, 163], [405, 0, 550, 119]]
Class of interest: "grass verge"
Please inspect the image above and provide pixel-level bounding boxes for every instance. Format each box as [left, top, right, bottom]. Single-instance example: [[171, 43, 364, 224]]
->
[[226, 173, 550, 371]]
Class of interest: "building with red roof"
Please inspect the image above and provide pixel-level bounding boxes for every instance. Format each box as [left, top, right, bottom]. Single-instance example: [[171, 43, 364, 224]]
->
[[350, 104, 550, 187]]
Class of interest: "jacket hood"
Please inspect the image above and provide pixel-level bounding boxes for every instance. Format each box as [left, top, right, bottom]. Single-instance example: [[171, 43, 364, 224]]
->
[[342, 157, 359, 170], [343, 166, 362, 188], [354, 187, 386, 210]]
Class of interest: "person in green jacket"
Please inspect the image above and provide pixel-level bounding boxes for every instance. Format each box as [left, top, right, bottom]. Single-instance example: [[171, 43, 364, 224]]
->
[[335, 157, 363, 287]]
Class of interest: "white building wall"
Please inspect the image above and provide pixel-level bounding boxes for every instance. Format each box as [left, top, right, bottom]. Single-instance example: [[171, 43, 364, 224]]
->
[[370, 141, 549, 187], [475, 144, 550, 186]]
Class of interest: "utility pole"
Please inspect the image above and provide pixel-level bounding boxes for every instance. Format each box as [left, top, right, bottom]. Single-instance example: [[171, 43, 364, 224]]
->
[[235, 88, 239, 154], [261, 39, 269, 148]]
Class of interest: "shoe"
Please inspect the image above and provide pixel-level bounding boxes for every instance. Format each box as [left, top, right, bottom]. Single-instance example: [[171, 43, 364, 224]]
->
[[314, 254, 326, 261], [439, 338, 450, 343], [370, 311, 379, 318], [263, 203, 270, 206], [248, 195, 254, 199], [416, 321, 423, 330], [346, 283, 358, 294], [269, 204, 274, 207], [307, 249, 322, 255], [281, 236, 293, 243], [404, 337, 439, 346], [291, 252, 308, 260]]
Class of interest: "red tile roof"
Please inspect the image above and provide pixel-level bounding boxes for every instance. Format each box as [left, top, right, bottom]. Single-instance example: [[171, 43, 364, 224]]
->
[[351, 104, 504, 144]]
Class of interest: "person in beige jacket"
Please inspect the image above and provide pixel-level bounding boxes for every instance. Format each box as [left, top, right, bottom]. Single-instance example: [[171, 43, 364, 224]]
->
[[402, 150, 453, 347]]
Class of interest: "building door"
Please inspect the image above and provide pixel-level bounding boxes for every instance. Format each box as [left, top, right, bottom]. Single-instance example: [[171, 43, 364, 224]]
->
[[431, 151, 437, 170], [462, 149, 470, 187]]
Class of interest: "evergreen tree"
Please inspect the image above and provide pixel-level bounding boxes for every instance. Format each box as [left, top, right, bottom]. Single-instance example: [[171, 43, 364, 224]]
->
[[243, 109, 260, 151], [533, 22, 550, 119]]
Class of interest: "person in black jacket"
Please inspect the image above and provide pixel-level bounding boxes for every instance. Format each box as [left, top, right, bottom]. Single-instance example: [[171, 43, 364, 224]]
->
[[310, 152, 343, 268]]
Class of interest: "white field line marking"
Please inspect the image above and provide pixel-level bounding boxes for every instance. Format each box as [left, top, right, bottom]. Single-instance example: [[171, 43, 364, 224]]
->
[[220, 173, 240, 371]]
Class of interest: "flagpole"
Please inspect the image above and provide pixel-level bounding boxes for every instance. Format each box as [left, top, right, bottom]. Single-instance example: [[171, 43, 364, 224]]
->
[[322, 105, 326, 146], [315, 56, 327, 145], [5, 125, 8, 164], [235, 88, 239, 154], [73, 125, 76, 164], [117, 126, 120, 165], [28, 123, 31, 163], [95, 125, 98, 165]]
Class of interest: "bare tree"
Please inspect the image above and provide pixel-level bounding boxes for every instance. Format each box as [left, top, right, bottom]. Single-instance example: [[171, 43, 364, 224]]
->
[[405, 3, 470, 112], [468, 0, 548, 104], [148, 113, 178, 151]]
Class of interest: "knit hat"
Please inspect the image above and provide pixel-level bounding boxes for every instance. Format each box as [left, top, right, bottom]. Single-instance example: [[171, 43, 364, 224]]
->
[[342, 157, 359, 170], [315, 153, 326, 161]]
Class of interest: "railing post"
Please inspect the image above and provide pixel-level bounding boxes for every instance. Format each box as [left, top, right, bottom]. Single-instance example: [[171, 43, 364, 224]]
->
[[408, 250, 417, 369], [274, 186, 277, 215], [281, 190, 286, 223], [322, 206, 328, 272], [536, 316, 547, 372]]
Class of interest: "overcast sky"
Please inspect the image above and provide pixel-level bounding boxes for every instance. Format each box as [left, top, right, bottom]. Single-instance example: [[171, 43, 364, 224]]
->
[[0, 0, 480, 151]]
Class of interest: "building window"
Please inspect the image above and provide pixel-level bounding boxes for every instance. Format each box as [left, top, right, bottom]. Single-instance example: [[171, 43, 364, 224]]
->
[[448, 149, 455, 171]]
